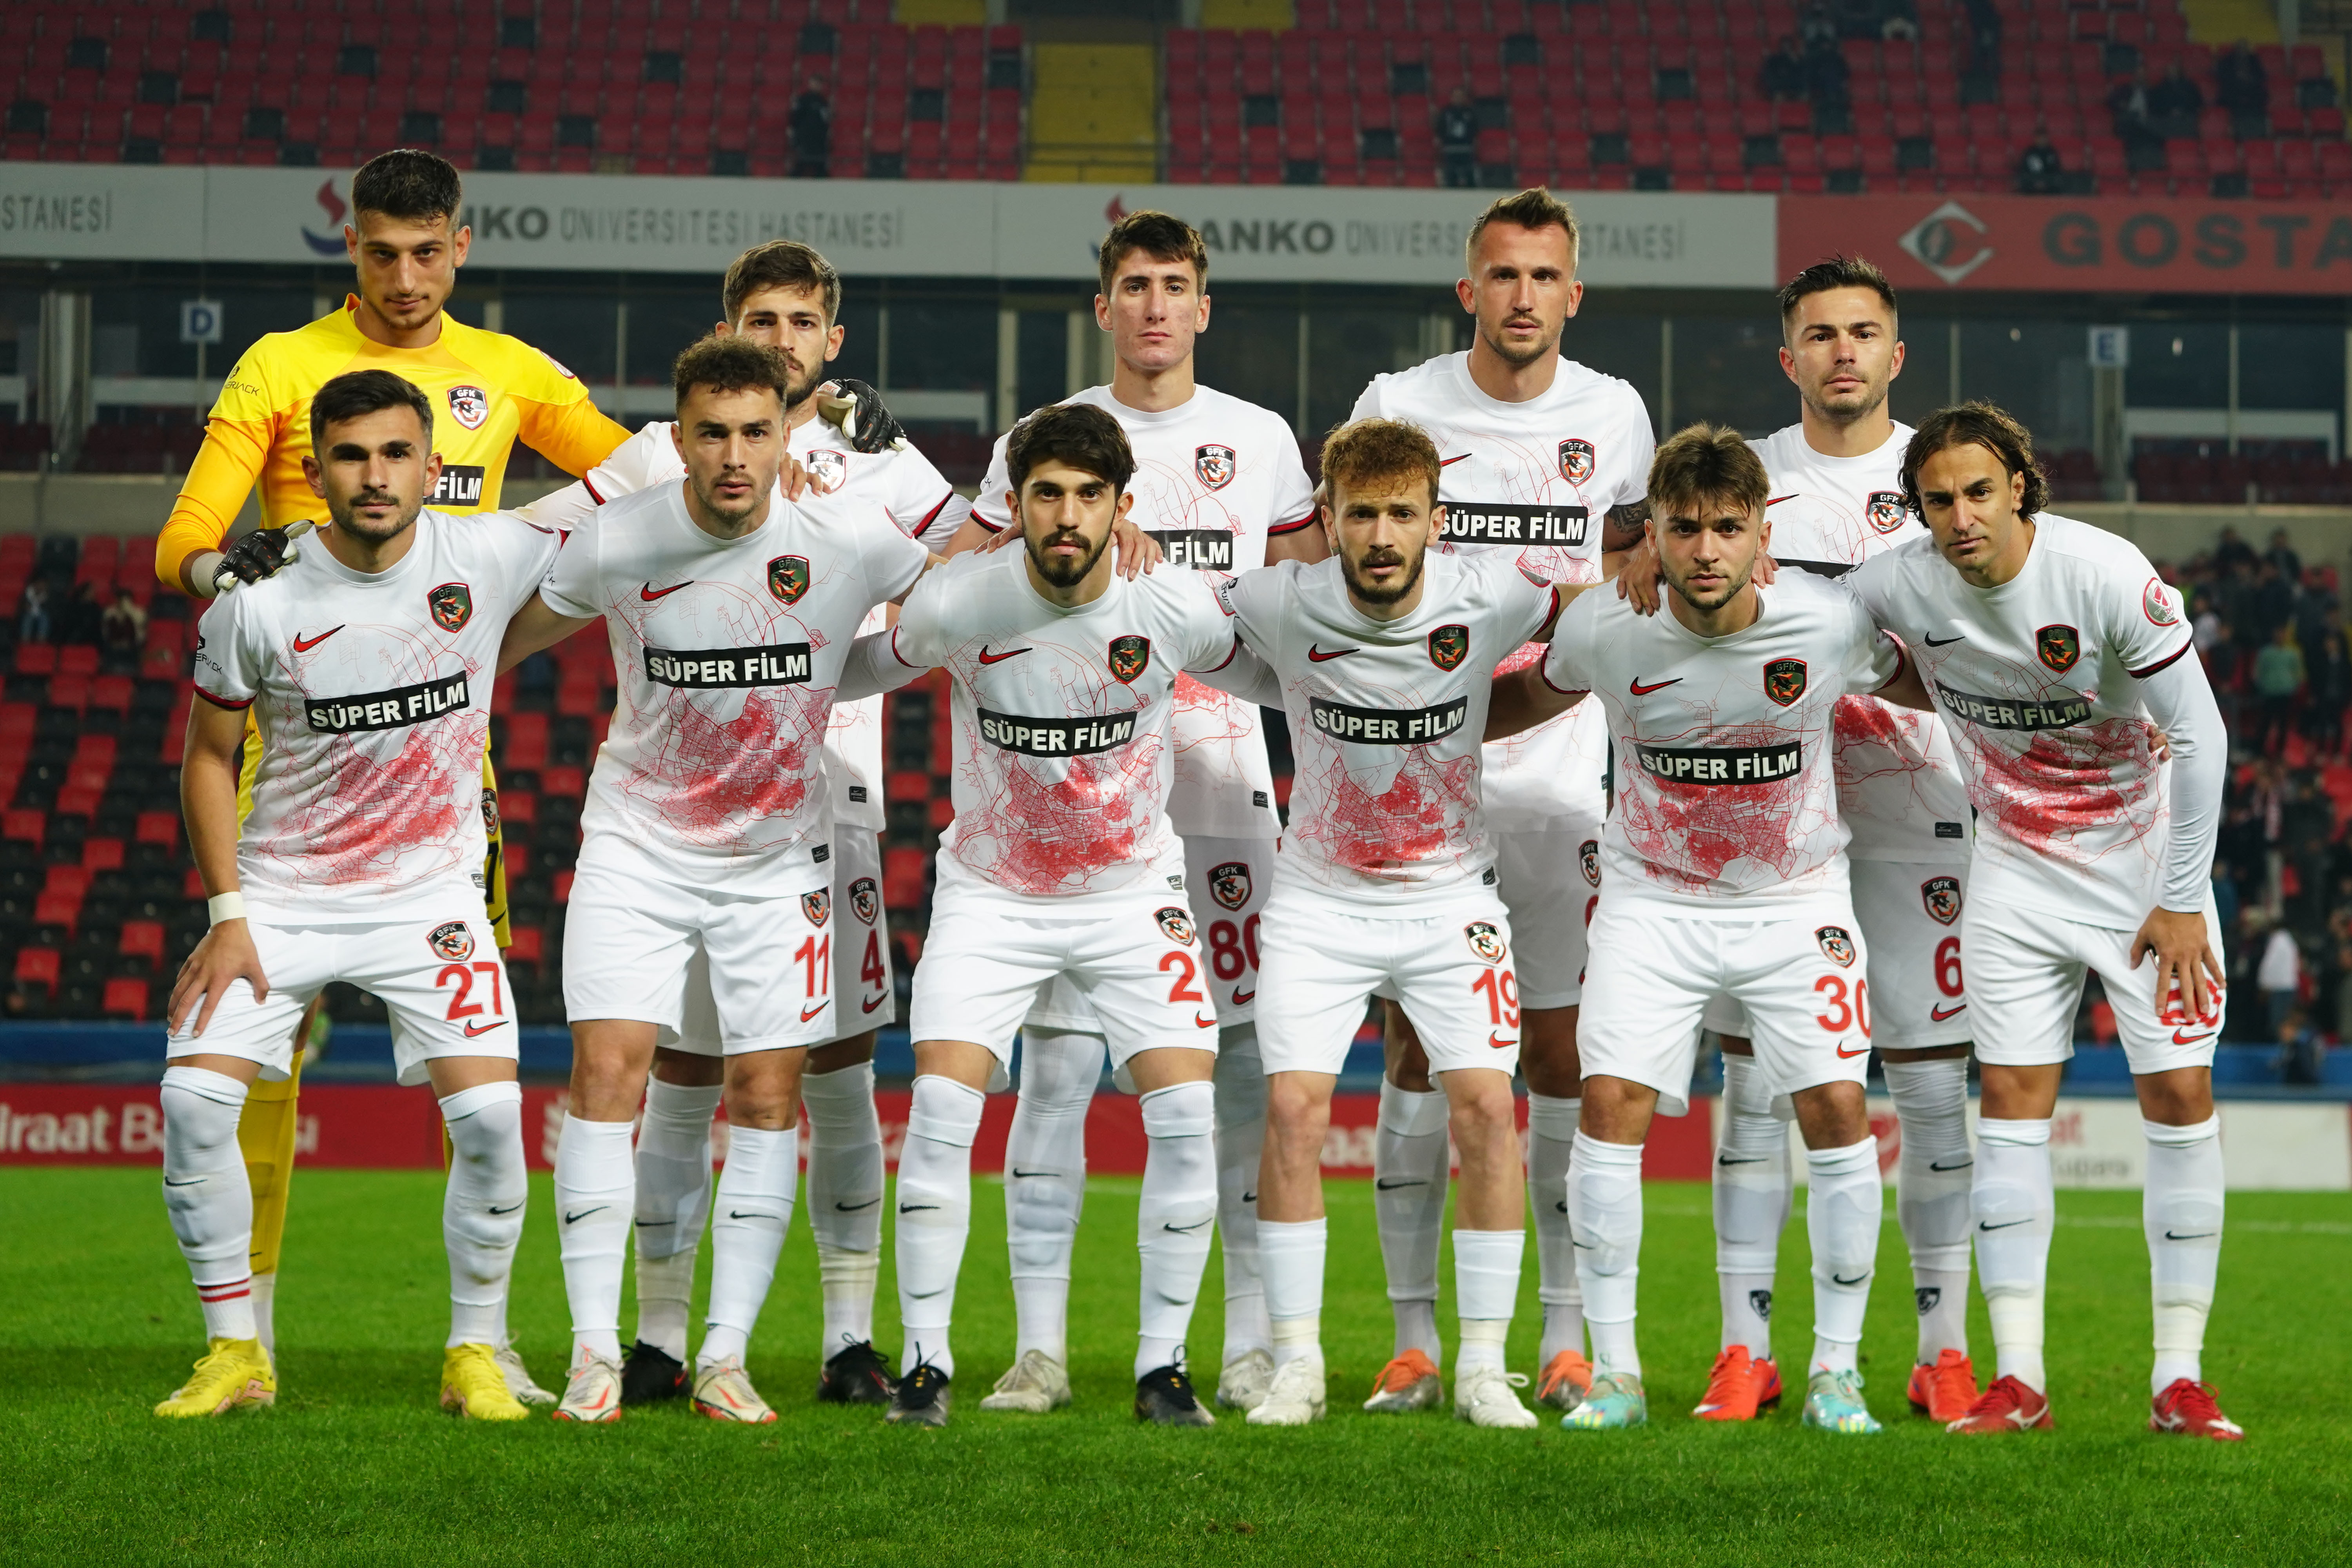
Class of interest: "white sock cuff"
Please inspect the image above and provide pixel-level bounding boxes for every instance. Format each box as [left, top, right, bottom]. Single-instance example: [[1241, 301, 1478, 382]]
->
[[1259, 1216, 1328, 1247], [1977, 1117, 2053, 1148], [2143, 1114, 2220, 1148], [1379, 1079, 1450, 1138], [1139, 1079, 1215, 1139], [908, 1075, 986, 1146], [161, 1065, 249, 1107], [1806, 1136, 1880, 1179], [644, 1075, 724, 1125], [438, 1080, 523, 1122], [800, 1060, 877, 1119], [1526, 1093, 1581, 1140], [1572, 1130, 1646, 1171]]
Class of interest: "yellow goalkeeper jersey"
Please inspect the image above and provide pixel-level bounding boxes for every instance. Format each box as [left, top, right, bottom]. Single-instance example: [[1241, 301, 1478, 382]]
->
[[158, 294, 632, 591]]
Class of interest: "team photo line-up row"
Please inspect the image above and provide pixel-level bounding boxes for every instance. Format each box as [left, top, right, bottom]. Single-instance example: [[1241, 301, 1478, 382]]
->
[[143, 148, 2238, 1443]]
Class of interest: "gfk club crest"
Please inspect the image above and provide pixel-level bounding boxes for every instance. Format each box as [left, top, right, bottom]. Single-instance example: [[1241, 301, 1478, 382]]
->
[[1428, 623, 1470, 672], [769, 555, 810, 605], [1465, 921, 1508, 963], [479, 788, 500, 836], [1108, 634, 1152, 683], [804, 448, 849, 492], [428, 582, 472, 632], [428, 920, 475, 961], [447, 384, 489, 431], [1195, 443, 1236, 490], [802, 889, 831, 927], [1156, 906, 1197, 945], [1920, 875, 1962, 926], [1764, 657, 1808, 707], [1866, 491, 1907, 534], [849, 876, 880, 925], [1559, 438, 1595, 485], [1816, 926, 1856, 967], [1209, 860, 1252, 912], [2037, 623, 2080, 674], [1579, 838, 1600, 887]]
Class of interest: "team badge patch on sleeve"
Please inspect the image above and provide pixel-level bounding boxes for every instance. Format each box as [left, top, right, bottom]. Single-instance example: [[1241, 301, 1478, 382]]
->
[[1109, 634, 1152, 683], [447, 384, 489, 431], [1815, 926, 1856, 967], [1156, 906, 1197, 945], [849, 876, 879, 925], [428, 920, 475, 961], [2036, 624, 2080, 673], [428, 583, 473, 632], [1195, 444, 1236, 490], [479, 788, 499, 835], [802, 889, 831, 927], [805, 449, 849, 492], [1427, 623, 1470, 671], [1579, 839, 1601, 886], [1764, 657, 1808, 706], [1559, 438, 1595, 485], [2142, 577, 2180, 626], [1465, 921, 1508, 963], [769, 555, 810, 606], [1209, 860, 1252, 911], [1920, 875, 1962, 926], [1866, 491, 1907, 533]]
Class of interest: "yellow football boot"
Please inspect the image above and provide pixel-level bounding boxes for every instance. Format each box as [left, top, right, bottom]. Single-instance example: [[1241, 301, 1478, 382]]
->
[[441, 1343, 532, 1420], [154, 1338, 276, 1417]]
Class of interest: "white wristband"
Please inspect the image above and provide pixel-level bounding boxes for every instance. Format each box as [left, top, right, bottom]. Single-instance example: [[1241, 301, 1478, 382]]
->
[[207, 891, 247, 926]]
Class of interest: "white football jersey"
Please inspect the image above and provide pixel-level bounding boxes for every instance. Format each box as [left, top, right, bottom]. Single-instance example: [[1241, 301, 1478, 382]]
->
[[192, 509, 560, 920], [1847, 514, 2196, 931], [1545, 570, 1904, 915], [542, 480, 929, 890], [1751, 422, 1973, 862], [1223, 548, 1558, 908], [892, 548, 1244, 902], [1349, 351, 1654, 830], [569, 415, 966, 833], [975, 384, 1312, 840]]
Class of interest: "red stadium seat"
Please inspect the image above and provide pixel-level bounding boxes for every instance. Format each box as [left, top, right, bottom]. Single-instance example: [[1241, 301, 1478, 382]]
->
[[504, 926, 545, 965], [14, 947, 60, 996], [102, 977, 150, 1020], [136, 811, 180, 850], [3, 808, 44, 851], [120, 920, 166, 967], [34, 889, 81, 935]]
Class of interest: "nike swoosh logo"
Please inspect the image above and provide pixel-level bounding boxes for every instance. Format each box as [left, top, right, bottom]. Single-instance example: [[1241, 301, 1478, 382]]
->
[[1439, 454, 1470, 467], [640, 581, 692, 601], [728, 1210, 783, 1221], [292, 626, 344, 652], [1831, 1272, 1870, 1287], [1629, 677, 1680, 695], [1230, 987, 1255, 1005], [1931, 1003, 1967, 1021], [861, 994, 888, 1014], [1715, 1155, 1767, 1166], [2172, 1029, 2214, 1045], [1836, 1042, 1870, 1058], [835, 1198, 881, 1211], [1490, 1033, 1515, 1049], [164, 1176, 203, 1186], [1163, 1218, 1212, 1233], [898, 1204, 939, 1214], [976, 646, 1028, 664], [2163, 1230, 2216, 1241], [1765, 494, 1798, 506], [1929, 1158, 1973, 1172], [801, 1001, 828, 1022], [1978, 1218, 2031, 1231], [1196, 1013, 1218, 1028], [463, 1018, 506, 1037], [1307, 644, 1356, 662], [1010, 1169, 1057, 1180], [1242, 1191, 1257, 1204], [488, 1203, 524, 1215], [1374, 1178, 1428, 1191], [633, 1220, 673, 1229], [1924, 632, 1965, 646], [564, 1207, 608, 1225]]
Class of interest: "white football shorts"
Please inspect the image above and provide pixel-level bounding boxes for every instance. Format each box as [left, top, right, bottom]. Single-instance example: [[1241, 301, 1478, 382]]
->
[[1495, 815, 1603, 1010], [1021, 834, 1275, 1033], [1578, 898, 1873, 1119], [563, 835, 837, 1054], [1255, 883, 1523, 1080], [1850, 857, 1975, 1051], [165, 909, 515, 1086], [1962, 889, 2227, 1074], [670, 830, 894, 1056]]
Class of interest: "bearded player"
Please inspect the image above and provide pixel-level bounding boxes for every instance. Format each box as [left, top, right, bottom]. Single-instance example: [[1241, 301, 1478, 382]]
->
[[1849, 404, 2238, 1440], [1345, 188, 1652, 1414]]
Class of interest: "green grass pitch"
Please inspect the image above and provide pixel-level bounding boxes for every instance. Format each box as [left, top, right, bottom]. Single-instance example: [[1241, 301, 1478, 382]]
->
[[2, 1167, 2347, 1566]]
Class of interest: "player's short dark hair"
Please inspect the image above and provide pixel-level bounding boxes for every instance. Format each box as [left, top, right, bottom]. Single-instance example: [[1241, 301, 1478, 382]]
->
[[309, 369, 434, 449], [1778, 254, 1899, 334], [1098, 210, 1209, 297], [723, 240, 842, 327], [1902, 401, 2051, 520], [1319, 417, 1442, 512], [350, 149, 463, 226], [1648, 423, 1769, 520], [671, 334, 793, 412], [1005, 403, 1136, 494], [1465, 187, 1580, 276]]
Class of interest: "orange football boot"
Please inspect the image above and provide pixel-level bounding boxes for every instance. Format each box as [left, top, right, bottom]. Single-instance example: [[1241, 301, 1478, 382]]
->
[[1692, 1345, 1783, 1421], [1947, 1374, 2053, 1433], [1906, 1348, 1981, 1424], [1361, 1348, 1443, 1413], [1535, 1348, 1594, 1412]]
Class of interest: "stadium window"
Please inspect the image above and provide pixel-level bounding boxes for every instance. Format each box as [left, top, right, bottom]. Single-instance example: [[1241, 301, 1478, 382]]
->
[[1193, 303, 1305, 439], [1670, 315, 1796, 436], [1960, 319, 2096, 453], [888, 301, 996, 393], [2124, 320, 2231, 410], [2238, 322, 2344, 413], [502, 290, 620, 386], [1307, 309, 1422, 437]]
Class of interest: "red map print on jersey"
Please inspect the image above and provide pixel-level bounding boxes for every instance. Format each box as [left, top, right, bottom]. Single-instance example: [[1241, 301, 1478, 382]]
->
[[263, 713, 473, 889], [1171, 670, 1260, 793], [955, 734, 1162, 895], [625, 683, 824, 843], [1831, 694, 1947, 823], [1962, 715, 2156, 869], [1617, 719, 1838, 893], [1296, 746, 1480, 883]]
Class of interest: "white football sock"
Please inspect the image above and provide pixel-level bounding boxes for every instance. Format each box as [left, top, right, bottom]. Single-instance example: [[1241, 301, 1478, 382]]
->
[[1525, 1093, 1585, 1367], [1452, 1228, 1524, 1377], [2143, 1115, 2224, 1394], [1004, 1029, 1101, 1366], [1136, 1080, 1218, 1379], [632, 1076, 719, 1361], [1806, 1136, 1882, 1375], [1258, 1216, 1327, 1367], [1568, 1132, 1645, 1379], [160, 1067, 257, 1343], [1213, 1024, 1272, 1361], [1973, 1117, 2054, 1393], [1884, 1057, 1973, 1363], [1713, 1053, 1789, 1361], [554, 1114, 637, 1365], [895, 1075, 984, 1379], [700, 1124, 798, 1368], [801, 1060, 884, 1356], [250, 1274, 276, 1356], [1374, 1079, 1450, 1361], [439, 1082, 526, 1350]]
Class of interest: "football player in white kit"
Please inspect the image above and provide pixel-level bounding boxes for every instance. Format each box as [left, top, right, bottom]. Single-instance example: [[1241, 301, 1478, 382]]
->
[[496, 336, 935, 1423], [1503, 423, 1935, 1434], [163, 371, 555, 1421], [1237, 417, 1568, 1432], [1346, 188, 1653, 1415], [1849, 403, 2238, 1440], [951, 211, 1321, 1416], [877, 403, 1266, 1428], [516, 240, 971, 1408]]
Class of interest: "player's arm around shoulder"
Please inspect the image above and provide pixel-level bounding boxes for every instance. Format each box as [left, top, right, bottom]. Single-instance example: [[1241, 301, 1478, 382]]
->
[[497, 517, 603, 674], [1485, 585, 1592, 741]]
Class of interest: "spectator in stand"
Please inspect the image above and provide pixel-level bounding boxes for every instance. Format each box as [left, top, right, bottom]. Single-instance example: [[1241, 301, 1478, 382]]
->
[[2254, 622, 2307, 757], [2192, 589, 2222, 657], [1806, 31, 1853, 113], [2255, 557, 2298, 640], [2295, 565, 2338, 658], [2266, 526, 2302, 582], [2277, 1007, 2323, 1085], [2107, 68, 2163, 157], [2307, 630, 2350, 757], [1876, 0, 1919, 43], [1963, 0, 2004, 74], [2014, 124, 2065, 194], [1437, 86, 1479, 189], [2212, 524, 2258, 574], [2203, 618, 2245, 734], [100, 586, 147, 672], [2216, 42, 2269, 122], [2212, 857, 2240, 942], [1800, 3, 1840, 53], [2257, 918, 2303, 1041], [17, 576, 49, 642], [60, 580, 102, 646], [2148, 59, 2205, 138], [1762, 36, 1810, 100], [789, 81, 832, 178]]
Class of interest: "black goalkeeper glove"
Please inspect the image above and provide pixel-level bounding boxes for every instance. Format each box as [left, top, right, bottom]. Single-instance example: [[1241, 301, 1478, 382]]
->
[[212, 520, 314, 592], [816, 379, 906, 454]]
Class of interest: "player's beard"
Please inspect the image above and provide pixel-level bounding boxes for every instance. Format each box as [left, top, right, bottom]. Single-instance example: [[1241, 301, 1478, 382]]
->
[[1803, 370, 1889, 426], [689, 467, 768, 532], [1025, 525, 1109, 588], [780, 355, 825, 413], [1341, 543, 1425, 606], [1666, 555, 1754, 614], [330, 488, 421, 548], [1477, 312, 1560, 371]]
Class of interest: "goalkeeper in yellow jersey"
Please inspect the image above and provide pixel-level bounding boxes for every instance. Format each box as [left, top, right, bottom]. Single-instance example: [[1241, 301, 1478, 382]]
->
[[157, 148, 634, 1405]]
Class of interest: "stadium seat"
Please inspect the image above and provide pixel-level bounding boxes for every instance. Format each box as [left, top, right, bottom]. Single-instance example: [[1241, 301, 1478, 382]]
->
[[101, 975, 148, 1020], [13, 945, 59, 997]]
